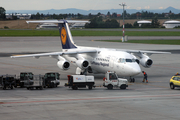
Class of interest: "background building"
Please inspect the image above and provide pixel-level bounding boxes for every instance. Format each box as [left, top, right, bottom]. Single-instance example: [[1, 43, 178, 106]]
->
[[163, 20, 180, 28], [6, 13, 31, 19], [137, 20, 151, 27]]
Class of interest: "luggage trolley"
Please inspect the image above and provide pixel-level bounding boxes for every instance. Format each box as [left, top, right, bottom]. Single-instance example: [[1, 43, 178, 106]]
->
[[26, 75, 45, 90], [0, 76, 3, 89], [17, 72, 34, 88], [0, 74, 16, 90]]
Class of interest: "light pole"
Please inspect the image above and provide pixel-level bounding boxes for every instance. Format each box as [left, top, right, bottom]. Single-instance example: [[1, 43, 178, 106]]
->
[[119, 3, 126, 42]]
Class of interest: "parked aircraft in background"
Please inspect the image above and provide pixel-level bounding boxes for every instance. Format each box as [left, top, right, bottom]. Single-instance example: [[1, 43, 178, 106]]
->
[[11, 20, 170, 81]]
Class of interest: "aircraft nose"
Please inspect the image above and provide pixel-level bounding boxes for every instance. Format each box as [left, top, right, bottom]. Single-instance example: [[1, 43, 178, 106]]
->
[[129, 63, 141, 76], [132, 67, 141, 75]]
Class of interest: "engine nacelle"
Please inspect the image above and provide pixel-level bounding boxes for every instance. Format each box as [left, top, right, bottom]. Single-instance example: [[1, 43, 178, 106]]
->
[[57, 61, 70, 70], [139, 56, 153, 68], [76, 59, 89, 69]]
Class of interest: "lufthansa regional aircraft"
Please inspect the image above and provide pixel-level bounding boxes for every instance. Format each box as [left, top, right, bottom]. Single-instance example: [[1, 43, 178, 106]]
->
[[11, 20, 170, 80]]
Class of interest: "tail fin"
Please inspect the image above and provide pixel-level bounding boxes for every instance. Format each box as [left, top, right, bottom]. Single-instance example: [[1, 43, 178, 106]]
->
[[26, 20, 89, 50], [58, 20, 77, 49]]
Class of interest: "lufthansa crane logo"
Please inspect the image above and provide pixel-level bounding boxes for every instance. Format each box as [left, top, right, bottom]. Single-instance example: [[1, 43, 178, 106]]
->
[[61, 27, 67, 45]]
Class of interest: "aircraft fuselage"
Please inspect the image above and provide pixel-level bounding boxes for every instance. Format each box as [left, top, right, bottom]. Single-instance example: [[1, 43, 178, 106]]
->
[[64, 48, 141, 77]]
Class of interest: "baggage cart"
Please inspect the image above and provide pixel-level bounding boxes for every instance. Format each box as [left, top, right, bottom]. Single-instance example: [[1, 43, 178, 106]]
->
[[26, 75, 45, 90], [0, 76, 3, 89], [65, 75, 95, 90], [0, 75, 16, 90]]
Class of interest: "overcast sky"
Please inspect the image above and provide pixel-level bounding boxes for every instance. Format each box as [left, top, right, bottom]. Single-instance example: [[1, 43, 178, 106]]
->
[[1, 0, 180, 10]]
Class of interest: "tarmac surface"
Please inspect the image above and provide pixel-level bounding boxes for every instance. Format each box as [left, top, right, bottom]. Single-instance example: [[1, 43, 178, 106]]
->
[[0, 36, 180, 120]]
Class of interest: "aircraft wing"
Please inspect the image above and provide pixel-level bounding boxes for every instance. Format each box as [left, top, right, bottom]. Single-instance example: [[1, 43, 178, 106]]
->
[[116, 49, 171, 56], [10, 49, 97, 58]]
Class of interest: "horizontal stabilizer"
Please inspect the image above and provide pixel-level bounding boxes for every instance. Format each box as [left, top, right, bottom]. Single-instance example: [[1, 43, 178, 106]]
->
[[26, 20, 89, 24]]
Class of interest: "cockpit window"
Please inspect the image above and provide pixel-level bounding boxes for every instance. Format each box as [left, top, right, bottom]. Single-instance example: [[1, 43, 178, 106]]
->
[[132, 58, 136, 62], [118, 58, 126, 63], [126, 59, 132, 62], [126, 58, 137, 62]]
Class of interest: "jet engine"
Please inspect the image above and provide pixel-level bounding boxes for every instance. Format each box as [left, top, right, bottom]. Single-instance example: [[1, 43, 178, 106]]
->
[[57, 61, 70, 70], [139, 55, 153, 68], [76, 59, 89, 69]]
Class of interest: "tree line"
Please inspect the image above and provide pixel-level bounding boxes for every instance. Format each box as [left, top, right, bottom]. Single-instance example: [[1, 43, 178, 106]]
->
[[31, 11, 180, 20], [85, 16, 119, 28], [121, 10, 180, 19], [30, 12, 84, 19], [0, 6, 179, 28], [85, 16, 161, 28], [2, 5, 180, 20], [0, 7, 6, 20]]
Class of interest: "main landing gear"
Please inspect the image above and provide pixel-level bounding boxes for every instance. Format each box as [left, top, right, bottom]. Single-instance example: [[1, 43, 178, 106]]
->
[[129, 77, 135, 83]]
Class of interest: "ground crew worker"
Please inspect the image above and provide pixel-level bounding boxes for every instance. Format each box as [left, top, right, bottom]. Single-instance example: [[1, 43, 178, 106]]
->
[[142, 71, 148, 83]]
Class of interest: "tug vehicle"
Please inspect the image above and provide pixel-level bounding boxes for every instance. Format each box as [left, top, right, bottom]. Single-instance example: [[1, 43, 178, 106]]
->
[[103, 71, 128, 90], [14, 72, 34, 88], [44, 72, 60, 88]]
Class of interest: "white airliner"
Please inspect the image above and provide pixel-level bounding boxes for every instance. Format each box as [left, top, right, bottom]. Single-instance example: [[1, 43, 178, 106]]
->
[[11, 20, 170, 80]]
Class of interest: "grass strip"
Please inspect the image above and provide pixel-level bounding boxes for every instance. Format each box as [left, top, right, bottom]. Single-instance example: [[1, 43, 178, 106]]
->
[[0, 30, 180, 36]]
